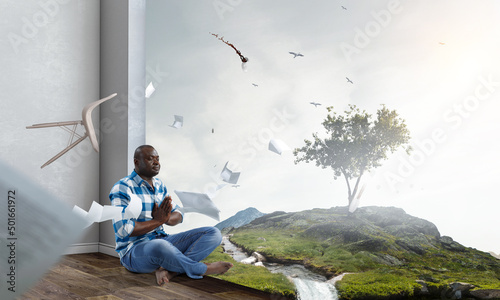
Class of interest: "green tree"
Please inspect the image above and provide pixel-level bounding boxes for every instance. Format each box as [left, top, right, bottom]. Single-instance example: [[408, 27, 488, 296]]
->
[[294, 104, 411, 207]]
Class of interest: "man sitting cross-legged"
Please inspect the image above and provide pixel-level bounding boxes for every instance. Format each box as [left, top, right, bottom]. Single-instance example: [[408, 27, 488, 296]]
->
[[110, 145, 233, 285]]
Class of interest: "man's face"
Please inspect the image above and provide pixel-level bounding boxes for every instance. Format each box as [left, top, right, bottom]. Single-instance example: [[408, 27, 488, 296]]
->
[[135, 147, 160, 179]]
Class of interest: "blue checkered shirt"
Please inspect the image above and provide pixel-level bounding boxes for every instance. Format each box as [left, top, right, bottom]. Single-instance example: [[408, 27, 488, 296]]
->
[[109, 170, 183, 258]]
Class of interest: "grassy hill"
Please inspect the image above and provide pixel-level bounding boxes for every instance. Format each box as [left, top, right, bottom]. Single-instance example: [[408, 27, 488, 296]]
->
[[226, 206, 500, 299]]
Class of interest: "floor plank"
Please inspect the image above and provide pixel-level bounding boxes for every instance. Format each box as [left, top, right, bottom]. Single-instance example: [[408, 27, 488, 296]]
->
[[18, 253, 286, 300]]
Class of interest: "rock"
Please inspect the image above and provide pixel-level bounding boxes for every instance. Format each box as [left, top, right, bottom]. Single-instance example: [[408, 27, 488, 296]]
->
[[257, 237, 266, 241], [470, 289, 500, 299], [241, 256, 257, 265], [372, 253, 404, 266], [450, 282, 475, 292], [252, 252, 266, 262], [415, 280, 429, 294], [440, 236, 466, 252], [447, 282, 475, 299], [254, 262, 265, 267]]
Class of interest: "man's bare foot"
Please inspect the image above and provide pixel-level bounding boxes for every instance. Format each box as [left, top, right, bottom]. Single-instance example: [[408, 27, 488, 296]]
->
[[155, 267, 177, 286], [204, 261, 234, 275]]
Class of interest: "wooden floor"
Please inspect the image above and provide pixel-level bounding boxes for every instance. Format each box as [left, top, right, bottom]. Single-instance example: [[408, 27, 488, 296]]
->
[[19, 253, 289, 300]]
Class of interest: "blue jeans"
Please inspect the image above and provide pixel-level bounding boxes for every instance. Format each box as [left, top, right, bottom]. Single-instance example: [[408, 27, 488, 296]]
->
[[120, 226, 222, 279]]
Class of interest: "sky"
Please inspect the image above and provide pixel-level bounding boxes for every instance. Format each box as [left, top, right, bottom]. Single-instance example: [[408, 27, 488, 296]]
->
[[144, 0, 500, 254]]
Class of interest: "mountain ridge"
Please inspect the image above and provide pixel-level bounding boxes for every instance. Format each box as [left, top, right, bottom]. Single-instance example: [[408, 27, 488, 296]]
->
[[215, 207, 265, 233]]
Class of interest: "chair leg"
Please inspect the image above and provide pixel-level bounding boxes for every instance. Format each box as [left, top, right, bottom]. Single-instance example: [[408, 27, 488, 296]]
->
[[41, 134, 88, 168]]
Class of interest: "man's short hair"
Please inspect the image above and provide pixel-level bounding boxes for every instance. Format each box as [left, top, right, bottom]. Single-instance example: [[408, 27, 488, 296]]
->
[[134, 145, 155, 160]]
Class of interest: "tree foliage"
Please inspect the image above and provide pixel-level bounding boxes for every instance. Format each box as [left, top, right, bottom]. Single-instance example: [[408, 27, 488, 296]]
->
[[293, 104, 411, 206]]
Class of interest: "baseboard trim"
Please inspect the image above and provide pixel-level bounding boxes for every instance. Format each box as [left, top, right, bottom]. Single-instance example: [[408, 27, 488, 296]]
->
[[98, 242, 119, 257], [64, 242, 118, 258], [65, 242, 99, 254]]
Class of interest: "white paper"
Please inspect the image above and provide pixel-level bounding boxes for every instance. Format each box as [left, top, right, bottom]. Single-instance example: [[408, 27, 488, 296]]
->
[[72, 205, 93, 228], [216, 183, 227, 191], [174, 190, 221, 221], [169, 115, 183, 129], [268, 139, 291, 155], [220, 161, 241, 185], [87, 201, 104, 223], [206, 183, 227, 199], [145, 82, 155, 98], [0, 160, 87, 299], [100, 205, 123, 222], [72, 201, 124, 228]]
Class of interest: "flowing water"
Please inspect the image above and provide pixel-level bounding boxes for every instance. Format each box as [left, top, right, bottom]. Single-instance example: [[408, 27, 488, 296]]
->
[[222, 236, 339, 300]]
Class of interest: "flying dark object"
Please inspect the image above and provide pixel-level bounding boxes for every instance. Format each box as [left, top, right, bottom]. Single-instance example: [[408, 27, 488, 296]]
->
[[210, 32, 248, 63], [310, 102, 321, 107], [289, 52, 304, 58], [342, 6, 347, 10], [346, 77, 353, 84]]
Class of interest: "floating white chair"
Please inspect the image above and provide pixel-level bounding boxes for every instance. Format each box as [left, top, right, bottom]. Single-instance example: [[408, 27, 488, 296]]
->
[[26, 93, 118, 168]]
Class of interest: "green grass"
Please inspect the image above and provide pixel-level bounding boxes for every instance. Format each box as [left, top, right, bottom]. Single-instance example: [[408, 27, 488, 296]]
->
[[230, 229, 384, 273], [336, 271, 421, 300], [228, 227, 500, 299], [202, 245, 296, 298]]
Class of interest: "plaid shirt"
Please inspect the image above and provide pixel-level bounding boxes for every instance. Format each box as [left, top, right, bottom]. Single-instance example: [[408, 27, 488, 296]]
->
[[109, 170, 183, 258]]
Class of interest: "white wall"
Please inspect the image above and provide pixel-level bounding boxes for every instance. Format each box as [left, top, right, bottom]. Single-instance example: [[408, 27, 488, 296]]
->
[[0, 0, 101, 251], [0, 0, 146, 256]]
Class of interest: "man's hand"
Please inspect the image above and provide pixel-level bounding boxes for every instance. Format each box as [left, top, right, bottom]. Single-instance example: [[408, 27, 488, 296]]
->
[[130, 195, 181, 237], [152, 195, 172, 224]]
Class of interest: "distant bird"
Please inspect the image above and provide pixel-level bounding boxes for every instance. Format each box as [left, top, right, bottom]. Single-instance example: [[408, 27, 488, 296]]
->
[[212, 128, 214, 133], [252, 83, 258, 87], [289, 52, 304, 58], [310, 102, 321, 107], [341, 6, 347, 10], [439, 42, 445, 45], [232, 184, 240, 188], [346, 77, 353, 84]]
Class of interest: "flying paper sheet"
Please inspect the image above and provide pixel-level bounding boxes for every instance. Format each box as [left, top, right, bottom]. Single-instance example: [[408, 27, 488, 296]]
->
[[72, 205, 94, 228], [0, 160, 87, 299], [216, 183, 227, 191], [72, 201, 123, 228], [220, 161, 240, 185], [169, 115, 183, 129], [145, 82, 155, 98], [268, 139, 291, 155], [174, 190, 221, 221], [206, 183, 227, 199]]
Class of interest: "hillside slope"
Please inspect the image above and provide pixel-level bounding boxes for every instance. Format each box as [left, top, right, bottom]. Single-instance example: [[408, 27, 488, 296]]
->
[[228, 206, 500, 299]]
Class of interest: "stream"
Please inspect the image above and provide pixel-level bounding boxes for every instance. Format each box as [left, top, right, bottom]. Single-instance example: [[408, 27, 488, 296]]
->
[[222, 236, 340, 300]]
